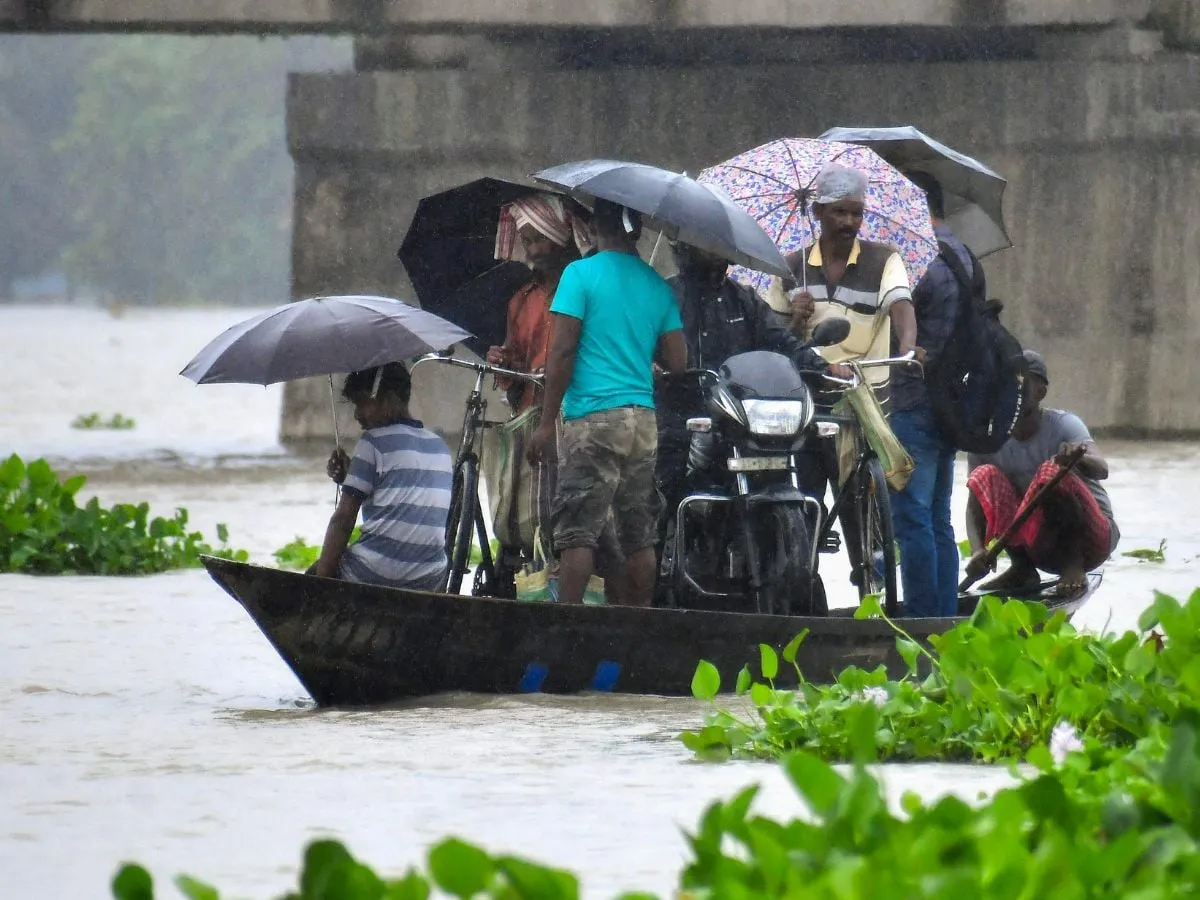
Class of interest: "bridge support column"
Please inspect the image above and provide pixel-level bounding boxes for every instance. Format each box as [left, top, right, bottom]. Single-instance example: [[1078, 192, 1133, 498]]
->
[[282, 37, 1200, 447]]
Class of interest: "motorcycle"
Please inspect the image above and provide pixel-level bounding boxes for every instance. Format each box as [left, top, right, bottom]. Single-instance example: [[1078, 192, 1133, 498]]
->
[[658, 319, 850, 617]]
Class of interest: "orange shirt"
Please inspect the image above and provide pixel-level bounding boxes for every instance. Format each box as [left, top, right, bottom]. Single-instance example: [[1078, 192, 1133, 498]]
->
[[502, 281, 553, 413]]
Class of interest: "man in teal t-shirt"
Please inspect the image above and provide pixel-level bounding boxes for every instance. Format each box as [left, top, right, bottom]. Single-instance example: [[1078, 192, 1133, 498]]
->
[[529, 199, 686, 607]]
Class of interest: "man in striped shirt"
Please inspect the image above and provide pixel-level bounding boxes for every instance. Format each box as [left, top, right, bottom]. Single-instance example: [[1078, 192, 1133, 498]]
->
[[317, 362, 453, 591]]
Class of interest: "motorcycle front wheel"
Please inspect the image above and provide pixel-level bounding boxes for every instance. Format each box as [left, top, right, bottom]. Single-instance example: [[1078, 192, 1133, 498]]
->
[[757, 504, 825, 617]]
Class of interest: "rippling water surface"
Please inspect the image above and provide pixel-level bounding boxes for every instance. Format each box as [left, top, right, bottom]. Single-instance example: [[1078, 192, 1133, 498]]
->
[[1, 306, 1197, 898]]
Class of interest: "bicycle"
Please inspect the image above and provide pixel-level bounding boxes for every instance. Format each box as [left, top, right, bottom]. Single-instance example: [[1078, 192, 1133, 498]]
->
[[815, 353, 922, 617], [411, 352, 544, 597]]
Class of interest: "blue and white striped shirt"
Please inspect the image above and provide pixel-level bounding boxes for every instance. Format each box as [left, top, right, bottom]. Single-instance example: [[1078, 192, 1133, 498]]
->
[[339, 419, 452, 590]]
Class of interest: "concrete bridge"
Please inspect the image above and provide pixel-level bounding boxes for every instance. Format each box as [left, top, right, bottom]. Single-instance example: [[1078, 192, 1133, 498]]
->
[[9, 0, 1200, 441], [0, 1, 1178, 34]]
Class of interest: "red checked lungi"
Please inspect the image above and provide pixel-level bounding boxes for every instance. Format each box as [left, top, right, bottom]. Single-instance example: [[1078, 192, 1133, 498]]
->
[[966, 460, 1111, 570]]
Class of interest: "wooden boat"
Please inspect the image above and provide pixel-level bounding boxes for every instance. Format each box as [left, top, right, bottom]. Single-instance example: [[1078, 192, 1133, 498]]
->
[[201, 556, 1100, 707]]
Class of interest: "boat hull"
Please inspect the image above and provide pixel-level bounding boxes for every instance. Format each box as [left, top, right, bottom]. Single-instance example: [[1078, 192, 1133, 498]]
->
[[201, 557, 1098, 707]]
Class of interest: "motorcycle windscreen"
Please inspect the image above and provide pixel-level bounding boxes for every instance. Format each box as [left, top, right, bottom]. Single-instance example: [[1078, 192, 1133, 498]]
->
[[719, 350, 808, 398]]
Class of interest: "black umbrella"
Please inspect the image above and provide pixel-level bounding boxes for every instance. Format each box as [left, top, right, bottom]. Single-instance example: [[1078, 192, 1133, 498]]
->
[[818, 125, 1011, 257], [531, 159, 791, 278], [398, 177, 557, 355]]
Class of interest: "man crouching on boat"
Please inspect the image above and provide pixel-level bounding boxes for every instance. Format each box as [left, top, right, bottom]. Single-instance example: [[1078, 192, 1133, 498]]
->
[[317, 363, 454, 590], [963, 350, 1119, 598]]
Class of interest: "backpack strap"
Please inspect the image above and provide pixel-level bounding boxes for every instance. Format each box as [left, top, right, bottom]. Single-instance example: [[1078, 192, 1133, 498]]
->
[[937, 239, 986, 304]]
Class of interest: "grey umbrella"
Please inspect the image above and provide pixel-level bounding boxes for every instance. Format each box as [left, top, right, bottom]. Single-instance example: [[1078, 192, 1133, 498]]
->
[[181, 295, 471, 455], [181, 294, 471, 386], [531, 158, 791, 277], [818, 125, 1011, 257]]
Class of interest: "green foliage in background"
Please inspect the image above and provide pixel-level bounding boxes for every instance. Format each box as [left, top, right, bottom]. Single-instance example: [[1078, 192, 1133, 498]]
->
[[274, 535, 497, 571], [0, 453, 247, 574], [71, 412, 137, 431], [0, 34, 348, 304]]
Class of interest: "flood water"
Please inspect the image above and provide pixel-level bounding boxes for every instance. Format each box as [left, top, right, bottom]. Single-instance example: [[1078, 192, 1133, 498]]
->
[[1, 305, 1198, 899]]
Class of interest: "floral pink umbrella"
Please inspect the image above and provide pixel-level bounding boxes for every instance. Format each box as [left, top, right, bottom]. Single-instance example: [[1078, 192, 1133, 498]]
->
[[698, 138, 938, 293]]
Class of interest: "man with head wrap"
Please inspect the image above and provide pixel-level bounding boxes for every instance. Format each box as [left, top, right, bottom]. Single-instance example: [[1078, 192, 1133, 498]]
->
[[782, 164, 918, 402], [776, 163, 918, 597], [489, 192, 592, 413], [487, 193, 626, 601]]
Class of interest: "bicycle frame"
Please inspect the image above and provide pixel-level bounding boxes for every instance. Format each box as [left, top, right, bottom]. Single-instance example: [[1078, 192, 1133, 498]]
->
[[411, 353, 544, 596]]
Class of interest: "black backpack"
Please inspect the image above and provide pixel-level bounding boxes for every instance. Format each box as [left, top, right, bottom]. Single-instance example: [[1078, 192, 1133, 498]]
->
[[926, 241, 1029, 454]]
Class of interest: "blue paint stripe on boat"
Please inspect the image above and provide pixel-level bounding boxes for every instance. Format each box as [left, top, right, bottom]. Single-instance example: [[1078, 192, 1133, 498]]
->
[[518, 662, 548, 693], [591, 660, 620, 692]]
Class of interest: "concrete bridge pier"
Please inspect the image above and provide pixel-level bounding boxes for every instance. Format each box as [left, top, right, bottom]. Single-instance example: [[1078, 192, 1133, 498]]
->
[[281, 27, 1200, 450]]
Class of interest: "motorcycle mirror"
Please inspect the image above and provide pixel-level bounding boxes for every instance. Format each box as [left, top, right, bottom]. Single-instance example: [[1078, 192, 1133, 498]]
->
[[811, 318, 851, 348]]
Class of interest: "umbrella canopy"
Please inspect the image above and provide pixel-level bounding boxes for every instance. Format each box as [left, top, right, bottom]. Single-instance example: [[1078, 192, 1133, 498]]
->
[[819, 125, 1011, 257], [397, 177, 556, 354], [531, 158, 791, 278], [180, 295, 472, 386], [698, 138, 938, 294]]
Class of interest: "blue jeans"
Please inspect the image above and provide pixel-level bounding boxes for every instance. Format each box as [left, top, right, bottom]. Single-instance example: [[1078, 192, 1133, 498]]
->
[[889, 403, 959, 617]]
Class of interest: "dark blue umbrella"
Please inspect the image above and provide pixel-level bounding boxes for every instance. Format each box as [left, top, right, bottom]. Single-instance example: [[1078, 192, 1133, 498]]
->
[[819, 125, 1011, 257], [532, 159, 791, 278]]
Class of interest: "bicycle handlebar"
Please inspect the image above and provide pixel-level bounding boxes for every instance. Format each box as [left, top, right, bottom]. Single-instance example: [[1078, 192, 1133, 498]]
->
[[412, 352, 545, 386], [819, 352, 923, 388]]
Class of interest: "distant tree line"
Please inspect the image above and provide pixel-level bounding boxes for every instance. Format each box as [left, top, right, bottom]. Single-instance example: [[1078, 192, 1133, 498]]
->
[[0, 35, 349, 305]]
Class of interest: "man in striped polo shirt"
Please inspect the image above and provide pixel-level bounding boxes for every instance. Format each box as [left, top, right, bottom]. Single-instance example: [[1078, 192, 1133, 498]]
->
[[783, 164, 917, 408], [317, 362, 453, 591], [782, 164, 917, 594]]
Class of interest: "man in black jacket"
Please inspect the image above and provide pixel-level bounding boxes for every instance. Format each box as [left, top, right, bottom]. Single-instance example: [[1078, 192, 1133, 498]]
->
[[654, 242, 844, 528]]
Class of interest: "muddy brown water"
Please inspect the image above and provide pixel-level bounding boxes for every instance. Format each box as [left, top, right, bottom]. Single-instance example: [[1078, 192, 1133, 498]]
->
[[1, 306, 1197, 898]]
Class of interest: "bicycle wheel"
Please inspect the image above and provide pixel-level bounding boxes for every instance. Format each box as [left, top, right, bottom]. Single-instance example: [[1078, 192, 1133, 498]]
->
[[469, 498, 498, 597], [443, 457, 479, 595], [858, 457, 899, 616]]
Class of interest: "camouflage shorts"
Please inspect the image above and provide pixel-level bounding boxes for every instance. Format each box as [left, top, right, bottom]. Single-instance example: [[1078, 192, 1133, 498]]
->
[[551, 406, 660, 554]]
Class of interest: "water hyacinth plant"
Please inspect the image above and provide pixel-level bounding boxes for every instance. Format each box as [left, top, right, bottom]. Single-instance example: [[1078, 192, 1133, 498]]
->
[[112, 715, 1200, 898], [0, 453, 247, 575], [71, 412, 137, 430], [682, 588, 1200, 764]]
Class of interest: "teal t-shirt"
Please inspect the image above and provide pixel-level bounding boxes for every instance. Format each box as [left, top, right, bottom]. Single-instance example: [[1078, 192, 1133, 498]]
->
[[550, 250, 683, 420]]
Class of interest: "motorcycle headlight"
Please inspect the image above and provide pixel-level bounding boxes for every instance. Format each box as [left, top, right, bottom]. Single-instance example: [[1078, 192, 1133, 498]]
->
[[742, 398, 812, 438]]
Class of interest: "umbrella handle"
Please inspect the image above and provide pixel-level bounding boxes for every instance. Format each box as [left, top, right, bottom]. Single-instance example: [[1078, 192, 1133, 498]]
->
[[328, 375, 342, 505]]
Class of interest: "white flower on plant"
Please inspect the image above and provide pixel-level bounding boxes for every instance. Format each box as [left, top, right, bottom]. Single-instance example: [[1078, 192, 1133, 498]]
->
[[855, 686, 889, 707], [1049, 720, 1084, 764]]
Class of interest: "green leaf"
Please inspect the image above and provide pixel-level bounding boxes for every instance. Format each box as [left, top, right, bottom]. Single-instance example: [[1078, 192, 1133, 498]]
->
[[897, 638, 921, 674], [691, 660, 720, 701], [1122, 645, 1157, 679], [759, 643, 778, 681], [112, 864, 154, 900], [496, 856, 579, 900], [428, 838, 495, 898], [300, 840, 355, 896], [383, 870, 431, 900], [62, 474, 88, 495], [216, 523, 229, 544], [174, 875, 220, 900], [783, 752, 847, 818], [734, 664, 752, 695], [855, 593, 884, 619], [782, 629, 808, 664], [749, 682, 773, 708], [845, 702, 879, 764]]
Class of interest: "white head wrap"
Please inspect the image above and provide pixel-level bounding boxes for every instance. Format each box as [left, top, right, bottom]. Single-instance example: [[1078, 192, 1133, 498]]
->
[[812, 164, 869, 205]]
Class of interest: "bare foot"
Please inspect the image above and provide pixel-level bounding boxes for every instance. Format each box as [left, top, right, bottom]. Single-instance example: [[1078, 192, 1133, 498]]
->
[[1050, 562, 1088, 599], [978, 561, 1042, 596]]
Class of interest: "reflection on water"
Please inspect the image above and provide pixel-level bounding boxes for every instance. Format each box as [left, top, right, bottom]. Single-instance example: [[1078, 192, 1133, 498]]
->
[[1, 306, 1199, 898]]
